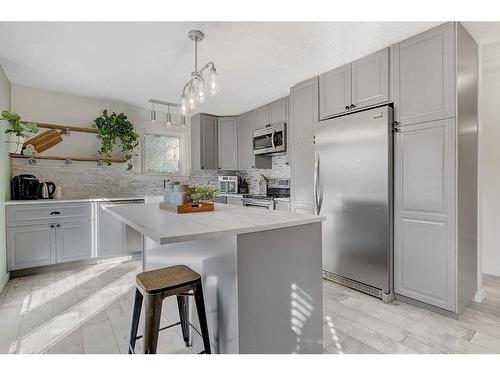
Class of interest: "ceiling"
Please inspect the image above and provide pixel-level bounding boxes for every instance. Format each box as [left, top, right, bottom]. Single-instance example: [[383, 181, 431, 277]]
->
[[0, 22, 497, 116]]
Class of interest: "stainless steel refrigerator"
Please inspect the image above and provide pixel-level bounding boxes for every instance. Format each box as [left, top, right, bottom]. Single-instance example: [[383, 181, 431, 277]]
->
[[314, 105, 393, 301]]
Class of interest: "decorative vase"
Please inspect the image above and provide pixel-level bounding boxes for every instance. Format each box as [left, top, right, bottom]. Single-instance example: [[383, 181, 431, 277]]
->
[[5, 134, 27, 154]]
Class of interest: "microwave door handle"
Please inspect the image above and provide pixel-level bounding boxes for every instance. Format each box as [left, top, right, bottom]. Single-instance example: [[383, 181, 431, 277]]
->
[[271, 130, 276, 149]]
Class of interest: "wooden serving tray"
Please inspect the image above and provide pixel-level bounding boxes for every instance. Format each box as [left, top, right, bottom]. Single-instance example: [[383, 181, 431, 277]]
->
[[160, 201, 214, 214]]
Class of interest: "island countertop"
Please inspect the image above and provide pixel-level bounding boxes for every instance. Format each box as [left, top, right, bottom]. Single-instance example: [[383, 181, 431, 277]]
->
[[105, 203, 325, 245]]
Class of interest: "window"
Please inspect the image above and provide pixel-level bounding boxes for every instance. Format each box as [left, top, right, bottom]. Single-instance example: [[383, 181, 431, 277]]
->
[[142, 131, 188, 175]]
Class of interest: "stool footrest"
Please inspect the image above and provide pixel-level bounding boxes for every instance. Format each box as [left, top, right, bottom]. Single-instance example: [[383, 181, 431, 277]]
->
[[135, 321, 181, 340]]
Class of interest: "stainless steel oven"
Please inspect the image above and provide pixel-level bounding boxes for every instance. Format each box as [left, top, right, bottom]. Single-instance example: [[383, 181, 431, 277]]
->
[[253, 123, 286, 155]]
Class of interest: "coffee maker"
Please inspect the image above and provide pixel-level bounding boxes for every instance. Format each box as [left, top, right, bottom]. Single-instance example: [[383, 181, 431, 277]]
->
[[11, 174, 40, 200]]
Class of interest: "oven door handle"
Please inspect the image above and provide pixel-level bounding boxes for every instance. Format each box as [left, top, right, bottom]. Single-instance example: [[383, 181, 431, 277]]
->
[[271, 130, 276, 149]]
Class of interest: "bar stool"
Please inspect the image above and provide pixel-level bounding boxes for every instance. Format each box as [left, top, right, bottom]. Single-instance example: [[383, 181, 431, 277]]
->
[[128, 265, 211, 354]]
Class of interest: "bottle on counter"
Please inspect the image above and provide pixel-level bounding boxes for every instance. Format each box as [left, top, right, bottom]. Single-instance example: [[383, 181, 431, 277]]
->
[[163, 180, 180, 204]]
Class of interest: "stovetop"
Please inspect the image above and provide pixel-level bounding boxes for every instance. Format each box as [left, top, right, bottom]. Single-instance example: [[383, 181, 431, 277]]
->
[[243, 194, 290, 200]]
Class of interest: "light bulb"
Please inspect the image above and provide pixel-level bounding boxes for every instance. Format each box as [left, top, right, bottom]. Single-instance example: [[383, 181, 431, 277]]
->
[[197, 76, 206, 103], [208, 66, 217, 96], [179, 94, 187, 116], [166, 111, 172, 127], [188, 83, 197, 110]]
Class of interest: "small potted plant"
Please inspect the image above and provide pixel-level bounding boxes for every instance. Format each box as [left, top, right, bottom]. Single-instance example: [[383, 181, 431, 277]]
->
[[92, 109, 140, 171], [1, 110, 39, 154], [190, 185, 219, 203]]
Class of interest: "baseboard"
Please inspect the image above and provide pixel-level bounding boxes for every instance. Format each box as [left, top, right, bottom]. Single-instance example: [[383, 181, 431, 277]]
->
[[0, 271, 10, 294], [395, 293, 458, 319], [475, 288, 486, 303]]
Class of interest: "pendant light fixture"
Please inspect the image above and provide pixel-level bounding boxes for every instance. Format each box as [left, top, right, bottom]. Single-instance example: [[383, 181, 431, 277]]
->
[[148, 99, 183, 127], [180, 30, 218, 115]]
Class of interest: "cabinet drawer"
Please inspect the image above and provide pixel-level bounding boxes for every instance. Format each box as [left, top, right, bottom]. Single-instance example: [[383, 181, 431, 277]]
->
[[6, 203, 93, 227]]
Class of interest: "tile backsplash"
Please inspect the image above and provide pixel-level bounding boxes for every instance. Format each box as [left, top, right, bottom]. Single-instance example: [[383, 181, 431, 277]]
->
[[11, 154, 290, 199]]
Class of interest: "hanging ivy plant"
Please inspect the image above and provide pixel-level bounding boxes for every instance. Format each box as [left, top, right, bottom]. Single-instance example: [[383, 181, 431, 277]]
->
[[92, 109, 139, 171]]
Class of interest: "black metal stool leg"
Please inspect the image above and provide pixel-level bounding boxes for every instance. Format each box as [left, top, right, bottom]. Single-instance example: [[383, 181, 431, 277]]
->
[[129, 288, 143, 354], [177, 295, 191, 347], [143, 294, 163, 354], [193, 281, 211, 354]]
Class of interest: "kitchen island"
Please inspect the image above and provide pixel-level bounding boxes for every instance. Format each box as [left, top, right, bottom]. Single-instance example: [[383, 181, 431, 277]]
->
[[105, 203, 325, 354]]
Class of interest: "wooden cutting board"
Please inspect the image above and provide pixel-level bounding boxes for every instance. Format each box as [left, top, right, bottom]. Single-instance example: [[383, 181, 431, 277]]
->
[[24, 129, 63, 153]]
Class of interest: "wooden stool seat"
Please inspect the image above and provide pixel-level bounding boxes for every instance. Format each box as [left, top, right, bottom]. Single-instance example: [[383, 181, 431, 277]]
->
[[136, 265, 201, 294], [129, 265, 211, 354]]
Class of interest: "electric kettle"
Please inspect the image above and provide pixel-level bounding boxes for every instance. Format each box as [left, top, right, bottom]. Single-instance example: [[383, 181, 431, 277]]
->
[[39, 182, 56, 199]]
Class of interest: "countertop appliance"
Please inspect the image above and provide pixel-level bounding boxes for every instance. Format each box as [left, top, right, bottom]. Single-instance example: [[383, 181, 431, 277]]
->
[[11, 174, 40, 200], [253, 123, 286, 155], [242, 178, 290, 209], [38, 182, 56, 199], [315, 106, 393, 302], [218, 175, 239, 194]]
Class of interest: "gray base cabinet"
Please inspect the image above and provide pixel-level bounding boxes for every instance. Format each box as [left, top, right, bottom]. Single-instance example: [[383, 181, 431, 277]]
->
[[226, 196, 244, 206], [56, 221, 93, 263], [7, 224, 55, 270]]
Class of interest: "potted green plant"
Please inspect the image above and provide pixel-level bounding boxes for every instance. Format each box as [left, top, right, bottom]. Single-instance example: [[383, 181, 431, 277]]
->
[[190, 184, 219, 203], [1, 110, 39, 154], [92, 109, 140, 171]]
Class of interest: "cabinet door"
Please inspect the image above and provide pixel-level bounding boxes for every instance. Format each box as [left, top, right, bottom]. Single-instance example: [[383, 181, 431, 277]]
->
[[7, 224, 55, 270], [352, 48, 389, 109], [237, 111, 255, 170], [290, 77, 318, 141], [254, 105, 270, 130], [275, 201, 291, 212], [200, 114, 218, 170], [218, 117, 238, 170], [98, 203, 125, 259], [190, 114, 202, 171], [319, 64, 352, 119], [394, 118, 456, 311], [269, 98, 287, 125], [56, 221, 93, 263], [393, 22, 455, 125], [226, 196, 244, 206], [290, 140, 315, 209]]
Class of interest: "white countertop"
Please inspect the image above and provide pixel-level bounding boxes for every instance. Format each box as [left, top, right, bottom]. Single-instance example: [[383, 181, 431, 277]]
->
[[4, 197, 146, 205], [106, 203, 325, 245]]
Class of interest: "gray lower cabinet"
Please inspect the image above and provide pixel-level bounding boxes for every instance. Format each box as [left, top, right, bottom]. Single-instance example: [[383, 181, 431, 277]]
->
[[394, 118, 456, 311], [7, 224, 55, 270], [392, 22, 456, 126], [214, 196, 227, 204], [226, 196, 244, 206], [218, 117, 238, 170], [191, 113, 218, 170], [274, 200, 291, 212], [290, 77, 318, 212], [237, 111, 255, 170], [56, 221, 93, 263]]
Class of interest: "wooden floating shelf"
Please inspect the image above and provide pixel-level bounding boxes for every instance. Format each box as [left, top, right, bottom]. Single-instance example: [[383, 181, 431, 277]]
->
[[36, 122, 99, 134], [10, 154, 127, 164]]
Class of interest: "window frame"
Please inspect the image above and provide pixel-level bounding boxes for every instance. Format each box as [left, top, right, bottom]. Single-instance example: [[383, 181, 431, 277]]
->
[[140, 127, 190, 177]]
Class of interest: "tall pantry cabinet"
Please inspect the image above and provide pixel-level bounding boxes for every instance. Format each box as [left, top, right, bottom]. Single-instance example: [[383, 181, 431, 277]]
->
[[393, 22, 478, 314]]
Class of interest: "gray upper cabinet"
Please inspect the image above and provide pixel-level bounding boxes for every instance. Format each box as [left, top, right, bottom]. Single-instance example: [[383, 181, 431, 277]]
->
[[290, 77, 318, 211], [191, 113, 218, 170], [269, 97, 287, 125], [352, 48, 389, 109], [237, 111, 255, 170], [392, 22, 456, 126], [218, 117, 238, 170], [319, 48, 389, 120], [319, 63, 351, 119], [254, 105, 270, 130]]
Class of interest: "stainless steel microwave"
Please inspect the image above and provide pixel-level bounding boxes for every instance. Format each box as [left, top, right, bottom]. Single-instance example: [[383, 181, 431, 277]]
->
[[253, 123, 286, 155]]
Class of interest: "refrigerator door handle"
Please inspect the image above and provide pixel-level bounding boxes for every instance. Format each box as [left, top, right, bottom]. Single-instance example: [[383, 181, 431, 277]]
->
[[314, 151, 321, 215]]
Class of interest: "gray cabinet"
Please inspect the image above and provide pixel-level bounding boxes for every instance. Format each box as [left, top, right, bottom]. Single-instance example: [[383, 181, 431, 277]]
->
[[319, 64, 351, 119], [254, 105, 270, 130], [290, 77, 318, 212], [191, 113, 218, 170], [275, 200, 291, 212], [7, 224, 55, 270], [227, 196, 244, 206], [352, 48, 389, 109], [218, 117, 238, 170], [269, 98, 287, 125], [56, 221, 93, 263], [394, 119, 456, 311], [392, 23, 455, 126], [237, 111, 255, 170], [319, 49, 389, 119], [214, 196, 227, 204]]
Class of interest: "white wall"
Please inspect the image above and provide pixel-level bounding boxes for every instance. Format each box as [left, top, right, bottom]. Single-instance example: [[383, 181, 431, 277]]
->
[[0, 64, 11, 291], [479, 41, 500, 276]]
